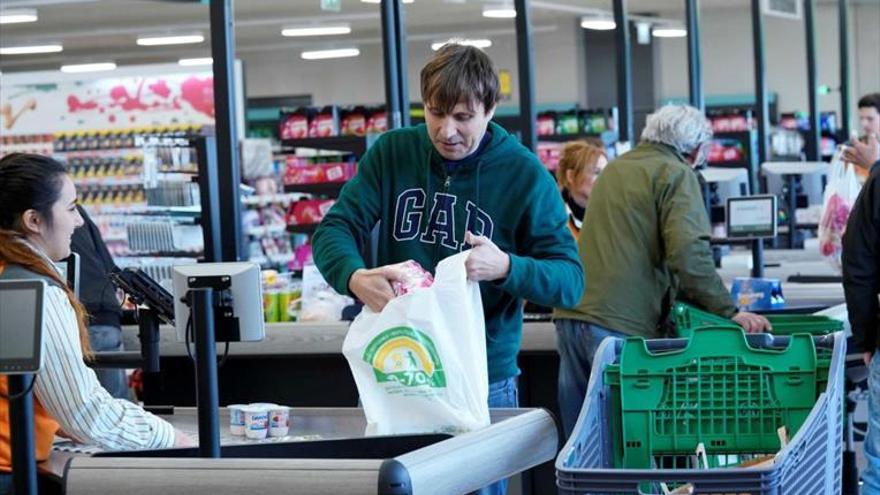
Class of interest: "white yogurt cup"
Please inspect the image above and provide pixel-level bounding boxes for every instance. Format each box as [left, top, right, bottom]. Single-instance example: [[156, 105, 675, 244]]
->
[[268, 405, 291, 437], [228, 404, 248, 436], [243, 405, 270, 440]]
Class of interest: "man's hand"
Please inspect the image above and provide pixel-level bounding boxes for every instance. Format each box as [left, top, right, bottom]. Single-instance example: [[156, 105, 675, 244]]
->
[[843, 132, 880, 172], [348, 263, 407, 312], [732, 311, 772, 333], [173, 429, 196, 448], [865, 352, 874, 367], [464, 231, 510, 282]]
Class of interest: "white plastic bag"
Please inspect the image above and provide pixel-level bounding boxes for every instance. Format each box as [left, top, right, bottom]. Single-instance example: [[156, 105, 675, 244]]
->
[[818, 147, 862, 271], [343, 251, 490, 436]]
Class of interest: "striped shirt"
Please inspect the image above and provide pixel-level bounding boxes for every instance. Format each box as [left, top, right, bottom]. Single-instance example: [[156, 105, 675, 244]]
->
[[3, 240, 175, 452], [33, 284, 175, 451]]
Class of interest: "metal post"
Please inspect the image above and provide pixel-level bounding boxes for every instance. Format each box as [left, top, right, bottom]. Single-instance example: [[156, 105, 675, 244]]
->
[[786, 174, 798, 249], [686, 0, 704, 111], [138, 307, 161, 374], [196, 135, 222, 263], [751, 0, 769, 193], [804, 0, 820, 161], [191, 287, 221, 458], [838, 0, 850, 139], [8, 374, 38, 495], [514, 0, 537, 152], [750, 0, 767, 278], [209, 0, 243, 262], [613, 0, 633, 143], [395, 1, 410, 127], [381, 0, 403, 130]]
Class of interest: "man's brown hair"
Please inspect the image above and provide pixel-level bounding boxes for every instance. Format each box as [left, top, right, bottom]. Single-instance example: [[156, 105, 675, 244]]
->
[[420, 43, 499, 114]]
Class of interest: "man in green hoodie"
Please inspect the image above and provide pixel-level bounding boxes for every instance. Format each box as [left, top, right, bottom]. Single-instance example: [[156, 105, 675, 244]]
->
[[312, 44, 583, 494], [553, 104, 771, 438]]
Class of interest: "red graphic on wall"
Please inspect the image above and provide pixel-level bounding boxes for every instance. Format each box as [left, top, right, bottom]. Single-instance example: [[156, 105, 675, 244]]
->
[[63, 75, 215, 123], [67, 95, 99, 113], [180, 77, 214, 118], [148, 80, 172, 99]]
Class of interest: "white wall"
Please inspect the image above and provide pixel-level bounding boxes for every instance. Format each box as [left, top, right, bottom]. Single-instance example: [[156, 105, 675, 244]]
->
[[655, 3, 880, 118], [242, 20, 585, 108]]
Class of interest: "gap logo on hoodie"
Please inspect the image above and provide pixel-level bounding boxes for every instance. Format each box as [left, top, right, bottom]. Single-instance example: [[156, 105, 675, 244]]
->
[[393, 188, 494, 250]]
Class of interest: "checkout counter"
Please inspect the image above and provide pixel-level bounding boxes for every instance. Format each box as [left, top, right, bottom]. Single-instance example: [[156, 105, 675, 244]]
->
[[48, 407, 556, 495]]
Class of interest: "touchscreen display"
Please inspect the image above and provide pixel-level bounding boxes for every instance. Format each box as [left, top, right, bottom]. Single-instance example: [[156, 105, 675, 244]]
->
[[0, 288, 38, 361]]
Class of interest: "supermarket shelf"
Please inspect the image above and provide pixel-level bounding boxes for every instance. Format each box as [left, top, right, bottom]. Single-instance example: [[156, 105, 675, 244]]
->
[[281, 136, 368, 156], [54, 147, 144, 155], [246, 224, 288, 237], [713, 130, 753, 138], [536, 133, 604, 143], [241, 193, 307, 207], [74, 177, 143, 187], [707, 160, 751, 168], [286, 223, 319, 234], [251, 254, 297, 267], [283, 182, 345, 196]]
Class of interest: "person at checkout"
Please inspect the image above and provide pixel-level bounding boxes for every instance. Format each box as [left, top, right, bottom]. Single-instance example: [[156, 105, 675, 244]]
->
[[0, 153, 193, 494], [552, 105, 772, 439], [311, 44, 583, 495]]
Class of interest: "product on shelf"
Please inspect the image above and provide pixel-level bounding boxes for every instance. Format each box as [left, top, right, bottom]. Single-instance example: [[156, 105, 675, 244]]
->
[[535, 109, 610, 137], [0, 134, 54, 158], [261, 270, 303, 323], [280, 105, 387, 140], [707, 139, 746, 164], [537, 143, 563, 171], [286, 199, 335, 225], [283, 157, 356, 185], [366, 106, 388, 134], [309, 106, 340, 138], [556, 111, 580, 135], [280, 108, 312, 140], [707, 111, 753, 133], [341, 106, 367, 137]]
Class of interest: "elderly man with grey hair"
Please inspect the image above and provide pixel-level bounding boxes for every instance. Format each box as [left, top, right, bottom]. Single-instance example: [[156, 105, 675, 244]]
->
[[553, 104, 771, 438]]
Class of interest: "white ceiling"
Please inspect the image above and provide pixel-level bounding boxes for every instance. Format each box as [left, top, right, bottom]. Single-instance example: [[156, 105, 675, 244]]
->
[[0, 0, 871, 73]]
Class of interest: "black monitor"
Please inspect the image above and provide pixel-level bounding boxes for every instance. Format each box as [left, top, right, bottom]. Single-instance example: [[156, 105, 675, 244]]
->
[[726, 195, 778, 239], [0, 280, 47, 374]]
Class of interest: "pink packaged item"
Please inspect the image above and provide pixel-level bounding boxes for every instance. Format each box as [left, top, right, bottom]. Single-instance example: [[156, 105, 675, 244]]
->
[[390, 260, 434, 296]]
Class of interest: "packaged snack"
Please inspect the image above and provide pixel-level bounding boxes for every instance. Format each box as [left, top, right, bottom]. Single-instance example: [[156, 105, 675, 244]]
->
[[390, 260, 435, 296]]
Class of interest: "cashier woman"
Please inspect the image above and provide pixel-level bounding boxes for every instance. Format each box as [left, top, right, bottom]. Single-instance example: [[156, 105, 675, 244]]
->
[[0, 153, 193, 493]]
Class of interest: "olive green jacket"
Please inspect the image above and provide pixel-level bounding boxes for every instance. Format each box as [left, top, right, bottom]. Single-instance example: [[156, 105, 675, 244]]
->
[[554, 142, 736, 337]]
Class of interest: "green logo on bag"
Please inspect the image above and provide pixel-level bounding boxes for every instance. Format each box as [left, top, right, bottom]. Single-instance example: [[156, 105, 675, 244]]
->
[[363, 326, 446, 388]]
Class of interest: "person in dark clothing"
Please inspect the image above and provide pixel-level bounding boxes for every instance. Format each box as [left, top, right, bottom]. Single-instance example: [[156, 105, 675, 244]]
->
[[842, 136, 880, 490], [70, 205, 127, 399]]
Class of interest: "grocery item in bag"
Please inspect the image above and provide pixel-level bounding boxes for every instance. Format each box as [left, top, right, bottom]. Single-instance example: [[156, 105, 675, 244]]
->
[[818, 147, 862, 271], [343, 251, 490, 435]]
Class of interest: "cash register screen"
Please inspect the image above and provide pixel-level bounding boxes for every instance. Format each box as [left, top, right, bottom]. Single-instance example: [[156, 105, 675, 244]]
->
[[0, 280, 46, 374]]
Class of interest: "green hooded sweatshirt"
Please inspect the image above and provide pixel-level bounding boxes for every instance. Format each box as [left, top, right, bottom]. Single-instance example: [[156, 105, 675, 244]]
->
[[312, 122, 583, 383]]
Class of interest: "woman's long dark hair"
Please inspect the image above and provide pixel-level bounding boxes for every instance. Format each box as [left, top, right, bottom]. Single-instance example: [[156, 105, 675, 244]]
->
[[0, 153, 93, 359]]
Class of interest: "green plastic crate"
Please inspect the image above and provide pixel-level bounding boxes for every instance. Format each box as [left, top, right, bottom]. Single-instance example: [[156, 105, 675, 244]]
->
[[604, 326, 820, 470], [673, 302, 843, 339]]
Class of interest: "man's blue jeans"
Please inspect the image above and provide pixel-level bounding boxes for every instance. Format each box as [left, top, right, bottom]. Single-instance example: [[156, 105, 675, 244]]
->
[[862, 352, 880, 493], [554, 319, 628, 440], [471, 376, 519, 495]]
